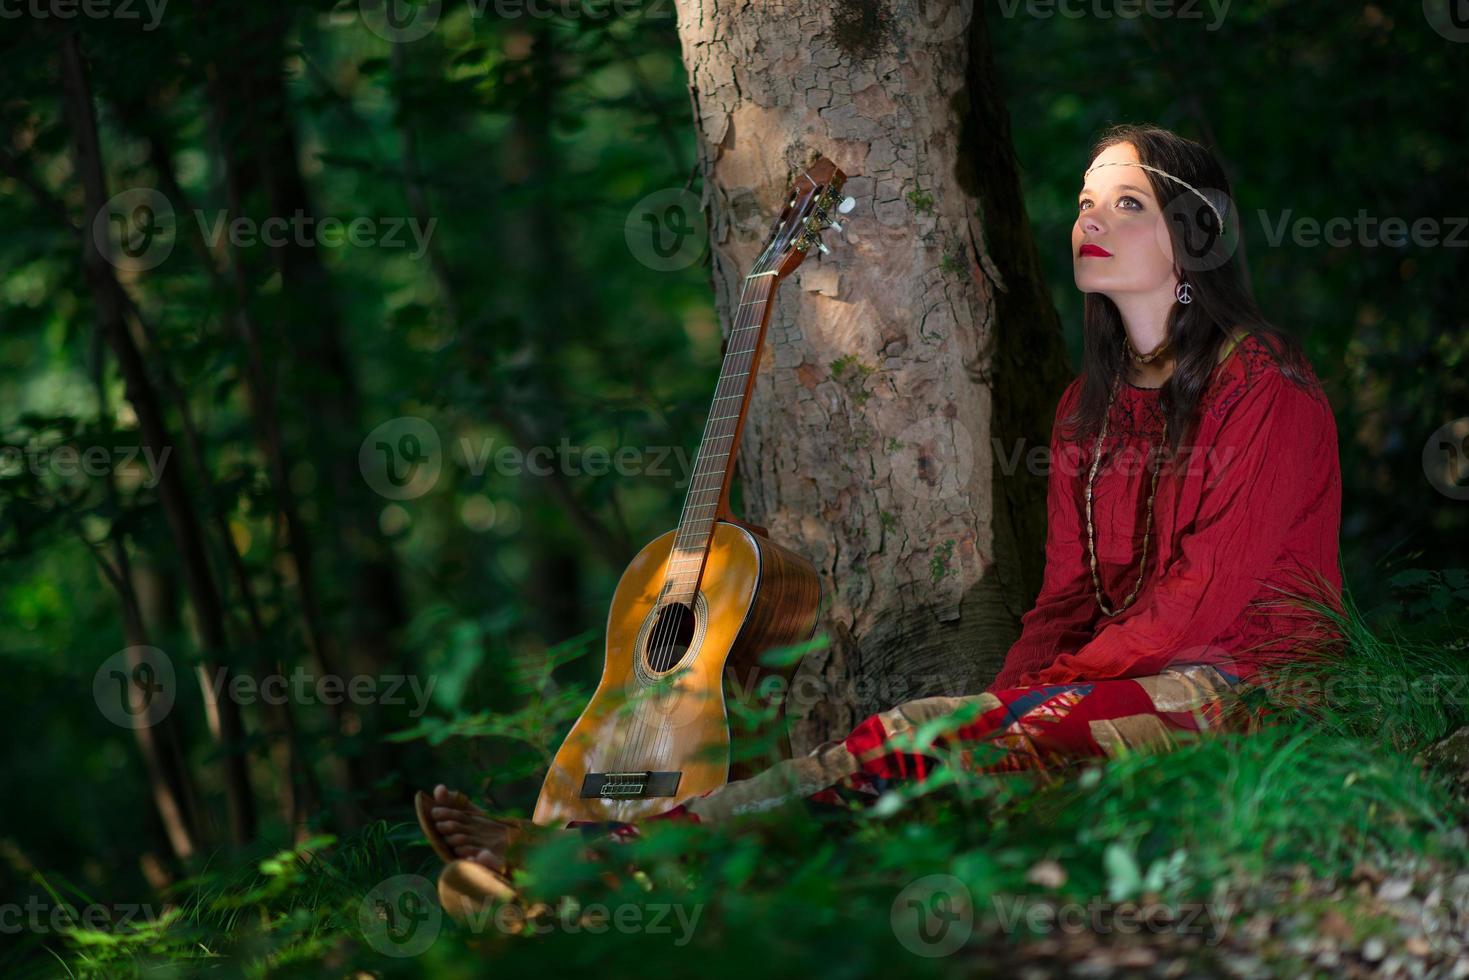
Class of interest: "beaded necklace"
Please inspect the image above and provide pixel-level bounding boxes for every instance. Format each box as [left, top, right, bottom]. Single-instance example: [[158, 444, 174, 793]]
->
[[1085, 372, 1168, 616], [1084, 331, 1247, 615]]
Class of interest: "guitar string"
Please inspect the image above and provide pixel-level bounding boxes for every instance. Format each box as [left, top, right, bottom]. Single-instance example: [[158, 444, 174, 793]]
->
[[610, 229, 784, 787], [626, 253, 778, 781], [617, 263, 773, 784], [640, 274, 774, 780], [635, 206, 808, 786], [629, 197, 805, 782], [632, 180, 829, 790]]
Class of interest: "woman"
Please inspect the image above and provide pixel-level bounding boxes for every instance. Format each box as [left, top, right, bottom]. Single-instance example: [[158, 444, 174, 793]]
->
[[420, 124, 1346, 912]]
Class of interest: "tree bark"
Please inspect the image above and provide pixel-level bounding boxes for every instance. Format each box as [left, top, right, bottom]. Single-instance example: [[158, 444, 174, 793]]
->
[[674, 0, 1071, 748]]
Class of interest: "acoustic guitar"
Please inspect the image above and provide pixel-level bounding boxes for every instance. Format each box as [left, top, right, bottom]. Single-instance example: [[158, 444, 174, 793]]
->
[[533, 157, 852, 825]]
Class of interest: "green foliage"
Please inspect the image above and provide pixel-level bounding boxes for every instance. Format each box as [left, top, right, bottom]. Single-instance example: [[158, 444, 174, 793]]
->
[[905, 185, 935, 215], [928, 539, 955, 583], [1246, 567, 1469, 754], [23, 710, 1468, 977]]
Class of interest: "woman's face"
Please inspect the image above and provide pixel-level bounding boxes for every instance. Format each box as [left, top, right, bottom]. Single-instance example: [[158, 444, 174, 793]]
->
[[1072, 142, 1177, 298]]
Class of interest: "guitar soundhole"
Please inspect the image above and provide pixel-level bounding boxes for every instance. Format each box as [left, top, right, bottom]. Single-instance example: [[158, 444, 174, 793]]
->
[[645, 602, 696, 672]]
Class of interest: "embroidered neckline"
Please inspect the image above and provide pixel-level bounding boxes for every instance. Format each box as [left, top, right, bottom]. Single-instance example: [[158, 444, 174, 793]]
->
[[1106, 333, 1273, 440], [1110, 382, 1164, 440]]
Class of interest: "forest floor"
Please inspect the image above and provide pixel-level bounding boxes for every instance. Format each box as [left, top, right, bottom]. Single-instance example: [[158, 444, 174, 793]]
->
[[12, 581, 1469, 978], [14, 719, 1469, 979]]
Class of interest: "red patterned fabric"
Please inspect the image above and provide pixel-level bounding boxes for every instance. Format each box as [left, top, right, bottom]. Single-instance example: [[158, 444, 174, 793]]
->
[[570, 664, 1254, 833]]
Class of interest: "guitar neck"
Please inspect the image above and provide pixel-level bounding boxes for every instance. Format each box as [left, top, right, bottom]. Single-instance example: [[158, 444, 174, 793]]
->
[[662, 271, 780, 601]]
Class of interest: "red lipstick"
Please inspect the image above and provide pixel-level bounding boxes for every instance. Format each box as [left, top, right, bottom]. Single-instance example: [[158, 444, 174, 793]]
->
[[1079, 243, 1112, 258]]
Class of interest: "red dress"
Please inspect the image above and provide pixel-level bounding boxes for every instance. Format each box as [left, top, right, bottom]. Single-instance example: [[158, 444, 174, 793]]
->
[[986, 332, 1345, 692]]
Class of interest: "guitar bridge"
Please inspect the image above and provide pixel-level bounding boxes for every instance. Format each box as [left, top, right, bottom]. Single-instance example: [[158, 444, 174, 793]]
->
[[579, 771, 682, 799]]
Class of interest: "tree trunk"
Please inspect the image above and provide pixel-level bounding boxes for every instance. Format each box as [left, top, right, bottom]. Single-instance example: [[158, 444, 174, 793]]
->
[[673, 1, 1071, 748], [60, 31, 257, 844], [82, 331, 204, 861]]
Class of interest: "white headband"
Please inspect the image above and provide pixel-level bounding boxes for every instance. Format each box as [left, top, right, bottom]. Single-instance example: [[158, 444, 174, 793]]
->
[[1084, 160, 1229, 237]]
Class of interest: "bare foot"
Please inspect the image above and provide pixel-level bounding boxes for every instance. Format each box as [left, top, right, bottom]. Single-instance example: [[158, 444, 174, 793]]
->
[[426, 784, 530, 871]]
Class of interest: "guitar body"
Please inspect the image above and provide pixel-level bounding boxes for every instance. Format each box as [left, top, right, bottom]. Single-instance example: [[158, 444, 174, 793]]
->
[[533, 521, 820, 825]]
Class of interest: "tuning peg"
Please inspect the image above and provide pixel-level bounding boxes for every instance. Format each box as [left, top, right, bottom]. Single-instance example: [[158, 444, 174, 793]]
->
[[817, 241, 830, 255], [837, 196, 856, 214], [828, 219, 843, 232]]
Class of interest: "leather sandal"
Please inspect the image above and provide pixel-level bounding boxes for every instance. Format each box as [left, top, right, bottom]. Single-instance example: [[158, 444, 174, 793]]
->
[[437, 859, 521, 924]]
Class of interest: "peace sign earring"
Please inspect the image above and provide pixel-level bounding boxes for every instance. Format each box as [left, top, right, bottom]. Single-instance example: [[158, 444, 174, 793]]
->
[[1175, 279, 1193, 305]]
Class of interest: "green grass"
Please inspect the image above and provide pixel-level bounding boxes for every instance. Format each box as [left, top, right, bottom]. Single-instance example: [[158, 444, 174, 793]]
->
[[14, 570, 1469, 978]]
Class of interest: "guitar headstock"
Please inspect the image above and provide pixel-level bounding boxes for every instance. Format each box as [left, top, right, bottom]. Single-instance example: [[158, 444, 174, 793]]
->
[[751, 156, 852, 281]]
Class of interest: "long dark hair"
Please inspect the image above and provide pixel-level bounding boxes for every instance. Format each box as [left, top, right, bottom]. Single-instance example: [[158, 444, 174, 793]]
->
[[1062, 124, 1320, 456]]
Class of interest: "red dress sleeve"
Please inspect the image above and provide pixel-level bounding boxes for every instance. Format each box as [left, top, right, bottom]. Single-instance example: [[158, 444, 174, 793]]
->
[[1019, 367, 1333, 686], [985, 379, 1098, 692]]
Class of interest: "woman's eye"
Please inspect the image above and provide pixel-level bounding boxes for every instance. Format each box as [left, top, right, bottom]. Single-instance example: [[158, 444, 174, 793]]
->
[[1078, 196, 1142, 211]]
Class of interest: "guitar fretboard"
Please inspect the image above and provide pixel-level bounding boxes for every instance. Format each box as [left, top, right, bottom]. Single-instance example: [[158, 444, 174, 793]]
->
[[661, 272, 777, 602]]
